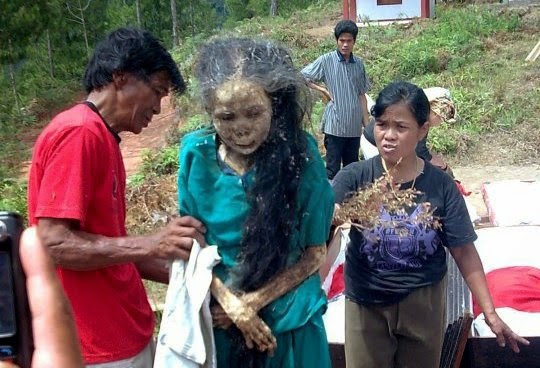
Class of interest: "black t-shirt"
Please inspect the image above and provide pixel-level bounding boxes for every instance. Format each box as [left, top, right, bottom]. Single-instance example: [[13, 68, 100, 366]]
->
[[332, 156, 477, 305], [363, 120, 432, 161]]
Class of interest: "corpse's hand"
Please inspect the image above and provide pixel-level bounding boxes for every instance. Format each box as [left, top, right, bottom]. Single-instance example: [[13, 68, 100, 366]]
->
[[219, 294, 277, 356], [211, 291, 262, 330], [484, 312, 530, 353], [210, 277, 276, 355]]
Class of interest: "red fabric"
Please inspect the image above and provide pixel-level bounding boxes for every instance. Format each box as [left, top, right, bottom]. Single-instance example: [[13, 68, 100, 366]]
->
[[472, 266, 540, 318], [28, 104, 154, 364], [328, 263, 345, 299], [455, 180, 472, 196]]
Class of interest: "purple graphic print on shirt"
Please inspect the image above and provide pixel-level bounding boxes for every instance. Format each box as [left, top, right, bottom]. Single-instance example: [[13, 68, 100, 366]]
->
[[361, 205, 441, 271]]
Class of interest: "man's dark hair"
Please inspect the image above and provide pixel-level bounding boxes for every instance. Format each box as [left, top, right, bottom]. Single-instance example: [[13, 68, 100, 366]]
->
[[83, 27, 185, 94], [334, 19, 359, 41]]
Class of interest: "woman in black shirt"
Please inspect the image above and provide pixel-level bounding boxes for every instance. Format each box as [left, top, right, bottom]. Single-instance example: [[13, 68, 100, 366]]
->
[[333, 81, 528, 368]]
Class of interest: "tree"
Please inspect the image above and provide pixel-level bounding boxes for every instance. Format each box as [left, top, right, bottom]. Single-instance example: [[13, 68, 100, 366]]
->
[[0, 1, 52, 64], [66, 0, 94, 57], [0, 1, 53, 113], [135, 0, 142, 26], [171, 0, 179, 46], [270, 0, 278, 16]]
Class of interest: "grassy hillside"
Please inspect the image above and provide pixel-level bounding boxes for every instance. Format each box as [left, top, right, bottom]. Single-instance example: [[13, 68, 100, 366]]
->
[[170, 1, 539, 162], [1, 0, 539, 221], [126, 1, 540, 236], [138, 0, 540, 310]]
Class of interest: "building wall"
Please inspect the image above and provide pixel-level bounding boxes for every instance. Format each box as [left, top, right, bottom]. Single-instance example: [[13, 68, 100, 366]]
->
[[352, 0, 434, 21]]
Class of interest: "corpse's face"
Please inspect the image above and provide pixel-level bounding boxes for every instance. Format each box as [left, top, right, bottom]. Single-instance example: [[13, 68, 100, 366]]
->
[[211, 79, 272, 157]]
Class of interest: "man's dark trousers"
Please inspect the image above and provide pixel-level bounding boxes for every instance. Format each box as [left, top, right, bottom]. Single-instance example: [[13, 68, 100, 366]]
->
[[324, 134, 360, 179]]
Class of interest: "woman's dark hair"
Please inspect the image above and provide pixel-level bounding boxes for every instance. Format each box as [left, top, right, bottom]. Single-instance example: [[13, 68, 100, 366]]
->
[[371, 81, 430, 126], [195, 37, 310, 367], [83, 27, 185, 94], [334, 19, 359, 40]]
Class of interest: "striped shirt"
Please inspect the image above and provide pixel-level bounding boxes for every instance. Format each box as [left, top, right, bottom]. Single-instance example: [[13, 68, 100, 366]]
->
[[302, 50, 371, 137]]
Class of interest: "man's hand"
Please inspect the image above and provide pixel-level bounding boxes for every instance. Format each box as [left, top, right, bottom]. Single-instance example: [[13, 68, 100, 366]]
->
[[307, 82, 332, 102], [150, 216, 206, 261]]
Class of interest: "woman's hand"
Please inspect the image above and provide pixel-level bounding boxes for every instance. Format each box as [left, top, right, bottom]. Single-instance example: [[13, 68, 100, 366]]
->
[[450, 243, 530, 354], [484, 311, 530, 353]]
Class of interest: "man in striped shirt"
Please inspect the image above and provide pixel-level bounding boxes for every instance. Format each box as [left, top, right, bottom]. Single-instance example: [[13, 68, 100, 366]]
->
[[302, 20, 371, 180]]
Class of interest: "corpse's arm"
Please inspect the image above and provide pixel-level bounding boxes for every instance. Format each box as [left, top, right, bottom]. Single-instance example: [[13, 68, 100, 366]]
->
[[210, 275, 277, 355], [244, 245, 326, 310], [212, 245, 326, 325], [450, 243, 530, 353]]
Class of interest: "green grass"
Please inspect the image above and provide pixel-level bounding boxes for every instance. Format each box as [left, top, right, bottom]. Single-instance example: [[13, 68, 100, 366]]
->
[[131, 2, 539, 184], [2, 1, 539, 221], [165, 2, 538, 159]]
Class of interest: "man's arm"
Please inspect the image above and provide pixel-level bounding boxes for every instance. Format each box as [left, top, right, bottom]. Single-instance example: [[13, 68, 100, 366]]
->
[[135, 258, 170, 283], [307, 81, 332, 102], [359, 94, 370, 127], [37, 216, 206, 271], [301, 56, 329, 101]]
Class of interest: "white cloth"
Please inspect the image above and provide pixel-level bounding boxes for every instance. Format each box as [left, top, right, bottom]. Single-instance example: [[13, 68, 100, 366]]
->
[[153, 241, 221, 368]]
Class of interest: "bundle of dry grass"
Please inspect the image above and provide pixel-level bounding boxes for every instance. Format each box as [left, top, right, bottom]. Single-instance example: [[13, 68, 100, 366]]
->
[[125, 174, 178, 235], [334, 172, 441, 236]]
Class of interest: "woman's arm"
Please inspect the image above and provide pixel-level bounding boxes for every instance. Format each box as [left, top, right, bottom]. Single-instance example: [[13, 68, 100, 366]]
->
[[450, 243, 530, 352]]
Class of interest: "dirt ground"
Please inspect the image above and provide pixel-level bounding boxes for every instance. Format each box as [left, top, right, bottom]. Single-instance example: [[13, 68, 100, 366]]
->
[[452, 165, 540, 219]]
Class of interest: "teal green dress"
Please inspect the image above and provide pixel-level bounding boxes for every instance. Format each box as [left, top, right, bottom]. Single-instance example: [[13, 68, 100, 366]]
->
[[177, 128, 334, 368]]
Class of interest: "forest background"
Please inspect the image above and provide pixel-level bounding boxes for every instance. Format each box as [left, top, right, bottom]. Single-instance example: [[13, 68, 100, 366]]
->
[[1, 0, 539, 226]]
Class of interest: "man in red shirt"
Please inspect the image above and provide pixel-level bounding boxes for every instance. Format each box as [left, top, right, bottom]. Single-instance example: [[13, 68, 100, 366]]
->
[[27, 28, 206, 367]]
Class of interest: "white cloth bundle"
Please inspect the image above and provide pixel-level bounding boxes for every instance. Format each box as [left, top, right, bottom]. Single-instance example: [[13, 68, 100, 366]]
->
[[153, 241, 221, 368]]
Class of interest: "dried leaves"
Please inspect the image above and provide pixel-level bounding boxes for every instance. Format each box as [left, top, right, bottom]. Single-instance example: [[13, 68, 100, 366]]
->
[[334, 172, 441, 236], [125, 174, 178, 235]]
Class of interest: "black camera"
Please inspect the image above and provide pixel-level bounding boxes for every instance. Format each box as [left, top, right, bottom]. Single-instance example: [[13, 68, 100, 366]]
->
[[0, 212, 33, 367]]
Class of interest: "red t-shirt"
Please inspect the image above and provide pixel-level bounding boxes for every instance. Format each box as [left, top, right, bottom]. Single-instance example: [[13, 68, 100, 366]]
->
[[28, 103, 154, 364]]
